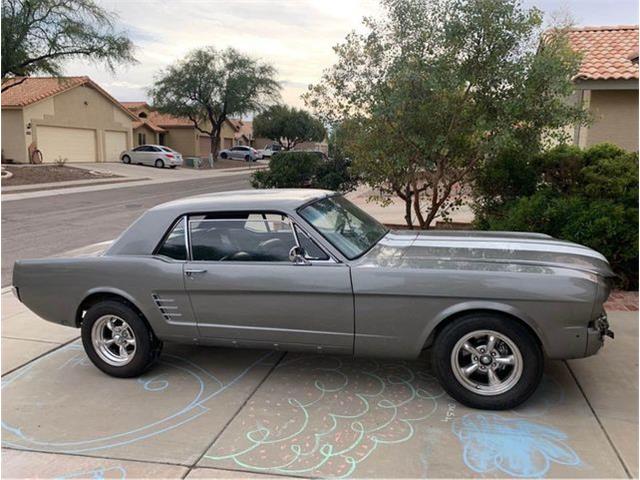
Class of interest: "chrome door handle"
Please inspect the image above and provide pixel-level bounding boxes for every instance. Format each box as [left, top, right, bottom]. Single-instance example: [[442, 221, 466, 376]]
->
[[185, 269, 207, 275]]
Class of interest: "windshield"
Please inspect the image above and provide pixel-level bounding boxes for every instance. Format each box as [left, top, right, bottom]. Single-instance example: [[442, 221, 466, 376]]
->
[[299, 196, 389, 259]]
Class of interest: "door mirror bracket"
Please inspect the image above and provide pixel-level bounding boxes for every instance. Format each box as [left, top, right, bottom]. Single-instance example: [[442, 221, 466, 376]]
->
[[289, 246, 311, 266]]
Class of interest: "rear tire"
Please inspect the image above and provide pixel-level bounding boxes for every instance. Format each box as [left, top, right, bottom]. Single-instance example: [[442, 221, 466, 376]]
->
[[155, 159, 165, 168], [432, 313, 543, 410], [81, 300, 160, 378], [245, 155, 251, 162], [122, 155, 131, 164]]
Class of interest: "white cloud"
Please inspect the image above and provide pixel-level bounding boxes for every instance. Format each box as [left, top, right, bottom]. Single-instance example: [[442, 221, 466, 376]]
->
[[60, 0, 636, 108]]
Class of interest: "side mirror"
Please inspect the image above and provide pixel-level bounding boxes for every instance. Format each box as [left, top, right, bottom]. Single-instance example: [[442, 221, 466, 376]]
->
[[289, 246, 310, 265]]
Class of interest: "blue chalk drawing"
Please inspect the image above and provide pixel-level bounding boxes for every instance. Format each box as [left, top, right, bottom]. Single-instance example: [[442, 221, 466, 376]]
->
[[205, 356, 445, 478], [55, 465, 126, 479], [2, 343, 275, 453], [452, 413, 582, 478], [137, 374, 169, 392]]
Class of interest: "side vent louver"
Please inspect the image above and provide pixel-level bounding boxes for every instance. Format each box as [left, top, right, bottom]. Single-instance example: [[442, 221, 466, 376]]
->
[[152, 293, 182, 321]]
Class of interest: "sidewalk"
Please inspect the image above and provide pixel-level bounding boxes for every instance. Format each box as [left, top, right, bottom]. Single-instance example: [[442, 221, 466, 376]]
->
[[2, 162, 265, 202], [2, 284, 637, 478]]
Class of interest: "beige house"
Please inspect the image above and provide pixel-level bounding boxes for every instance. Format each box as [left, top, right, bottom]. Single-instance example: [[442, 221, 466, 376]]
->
[[1, 76, 136, 163], [122, 102, 251, 158], [567, 25, 639, 152]]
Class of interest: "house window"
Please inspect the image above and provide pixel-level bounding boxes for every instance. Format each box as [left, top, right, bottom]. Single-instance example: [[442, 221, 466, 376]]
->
[[159, 133, 166, 145], [137, 133, 146, 145]]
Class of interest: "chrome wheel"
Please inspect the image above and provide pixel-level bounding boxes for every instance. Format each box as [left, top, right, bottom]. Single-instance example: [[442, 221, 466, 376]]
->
[[451, 329, 523, 396], [91, 315, 136, 367]]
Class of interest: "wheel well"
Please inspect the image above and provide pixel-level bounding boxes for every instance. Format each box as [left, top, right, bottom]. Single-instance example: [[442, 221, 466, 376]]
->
[[423, 309, 543, 352], [76, 292, 148, 330]]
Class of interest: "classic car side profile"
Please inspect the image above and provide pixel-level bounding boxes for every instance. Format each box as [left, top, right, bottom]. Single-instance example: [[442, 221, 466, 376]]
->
[[12, 189, 615, 410]]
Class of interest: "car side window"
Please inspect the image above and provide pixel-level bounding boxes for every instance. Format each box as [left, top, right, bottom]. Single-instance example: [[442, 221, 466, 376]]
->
[[133, 146, 146, 152], [156, 217, 187, 260], [295, 225, 330, 260], [189, 214, 297, 262]]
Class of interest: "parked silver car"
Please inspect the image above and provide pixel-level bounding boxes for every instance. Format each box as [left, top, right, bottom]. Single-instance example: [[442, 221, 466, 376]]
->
[[258, 143, 282, 158], [120, 145, 183, 168], [12, 190, 615, 409], [219, 145, 260, 162]]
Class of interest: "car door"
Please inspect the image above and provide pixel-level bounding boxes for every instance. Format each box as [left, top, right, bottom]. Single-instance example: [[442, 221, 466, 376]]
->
[[182, 213, 354, 354], [130, 146, 146, 163], [135, 145, 154, 165]]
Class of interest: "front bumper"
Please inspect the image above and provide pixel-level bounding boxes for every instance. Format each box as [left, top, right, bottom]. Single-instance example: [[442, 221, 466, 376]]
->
[[585, 312, 614, 356]]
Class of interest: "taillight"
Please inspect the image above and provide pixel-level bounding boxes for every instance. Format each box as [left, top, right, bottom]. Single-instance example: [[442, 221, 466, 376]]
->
[[165, 153, 174, 158]]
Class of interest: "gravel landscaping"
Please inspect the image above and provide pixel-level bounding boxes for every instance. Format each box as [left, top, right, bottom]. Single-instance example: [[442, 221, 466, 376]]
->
[[1, 165, 120, 186]]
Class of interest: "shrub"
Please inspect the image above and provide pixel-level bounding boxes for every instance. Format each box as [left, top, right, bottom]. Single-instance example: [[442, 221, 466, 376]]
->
[[475, 143, 638, 289], [53, 156, 67, 167], [251, 151, 356, 192]]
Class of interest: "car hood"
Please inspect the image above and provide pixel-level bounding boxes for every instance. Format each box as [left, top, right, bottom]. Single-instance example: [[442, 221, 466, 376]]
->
[[357, 230, 615, 278]]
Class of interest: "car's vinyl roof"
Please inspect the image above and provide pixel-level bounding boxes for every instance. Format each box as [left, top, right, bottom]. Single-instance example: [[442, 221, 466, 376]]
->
[[150, 189, 334, 214]]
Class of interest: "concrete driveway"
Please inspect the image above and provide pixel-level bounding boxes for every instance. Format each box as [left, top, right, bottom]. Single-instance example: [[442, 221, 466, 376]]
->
[[2, 290, 637, 479]]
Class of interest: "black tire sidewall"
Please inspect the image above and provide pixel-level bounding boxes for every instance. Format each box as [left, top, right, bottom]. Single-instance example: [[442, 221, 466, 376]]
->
[[122, 155, 131, 164], [221, 153, 227, 159], [432, 314, 543, 410], [81, 301, 156, 378]]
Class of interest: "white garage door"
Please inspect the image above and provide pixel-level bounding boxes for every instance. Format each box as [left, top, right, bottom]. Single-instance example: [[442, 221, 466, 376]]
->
[[37, 126, 97, 163], [105, 131, 127, 162]]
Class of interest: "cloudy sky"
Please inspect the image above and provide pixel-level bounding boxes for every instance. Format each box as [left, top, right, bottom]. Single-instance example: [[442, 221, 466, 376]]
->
[[64, 0, 639, 108]]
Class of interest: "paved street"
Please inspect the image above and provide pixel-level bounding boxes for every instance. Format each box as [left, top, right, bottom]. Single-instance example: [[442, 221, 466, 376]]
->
[[1, 172, 252, 286], [1, 290, 637, 479]]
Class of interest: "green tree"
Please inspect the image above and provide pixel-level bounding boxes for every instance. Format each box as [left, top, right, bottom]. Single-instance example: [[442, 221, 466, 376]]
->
[[475, 143, 639, 288], [150, 47, 280, 162], [253, 105, 325, 150], [1, 0, 135, 92], [304, 0, 587, 228]]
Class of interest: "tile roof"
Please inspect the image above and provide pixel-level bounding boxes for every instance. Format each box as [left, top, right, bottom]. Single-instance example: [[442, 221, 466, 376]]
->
[[2, 76, 89, 107], [147, 110, 194, 127], [121, 101, 149, 109], [132, 119, 166, 133], [567, 25, 639, 80], [1, 76, 138, 121]]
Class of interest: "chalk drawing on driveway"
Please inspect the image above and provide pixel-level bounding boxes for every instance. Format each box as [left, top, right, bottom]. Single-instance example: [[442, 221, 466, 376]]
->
[[2, 343, 275, 454], [204, 355, 446, 479], [452, 413, 582, 478], [55, 465, 127, 480]]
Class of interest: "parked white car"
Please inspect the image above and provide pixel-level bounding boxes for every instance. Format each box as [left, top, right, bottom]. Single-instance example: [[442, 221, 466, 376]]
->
[[120, 145, 183, 168], [219, 145, 260, 162], [258, 143, 283, 158]]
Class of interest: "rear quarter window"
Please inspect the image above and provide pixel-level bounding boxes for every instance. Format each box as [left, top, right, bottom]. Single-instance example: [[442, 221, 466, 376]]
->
[[156, 217, 187, 260]]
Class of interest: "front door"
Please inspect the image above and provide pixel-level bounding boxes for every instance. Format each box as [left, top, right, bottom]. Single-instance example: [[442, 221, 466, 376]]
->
[[183, 213, 354, 353]]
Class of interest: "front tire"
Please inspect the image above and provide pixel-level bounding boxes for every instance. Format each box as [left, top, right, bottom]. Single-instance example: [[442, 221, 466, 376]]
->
[[432, 313, 543, 410], [220, 152, 228, 159], [122, 155, 131, 164], [81, 301, 160, 378]]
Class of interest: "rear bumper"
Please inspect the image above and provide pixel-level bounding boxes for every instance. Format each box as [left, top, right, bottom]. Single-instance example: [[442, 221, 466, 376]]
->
[[585, 312, 614, 356]]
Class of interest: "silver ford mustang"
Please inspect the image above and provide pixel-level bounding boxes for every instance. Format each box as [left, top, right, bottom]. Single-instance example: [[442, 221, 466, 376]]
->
[[12, 189, 615, 409]]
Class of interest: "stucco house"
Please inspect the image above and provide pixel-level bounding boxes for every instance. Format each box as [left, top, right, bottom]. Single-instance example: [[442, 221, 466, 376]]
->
[[567, 25, 639, 152], [1, 76, 136, 163], [122, 102, 251, 158]]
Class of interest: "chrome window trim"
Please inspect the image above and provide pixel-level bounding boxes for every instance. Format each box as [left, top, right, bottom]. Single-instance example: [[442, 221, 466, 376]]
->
[[185, 214, 338, 265]]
